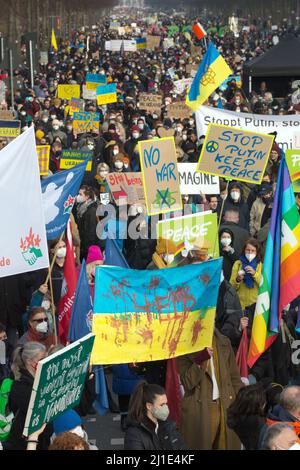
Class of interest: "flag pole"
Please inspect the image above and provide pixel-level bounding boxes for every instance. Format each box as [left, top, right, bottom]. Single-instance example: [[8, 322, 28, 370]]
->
[[212, 179, 230, 258], [48, 268, 58, 345], [45, 231, 65, 285]]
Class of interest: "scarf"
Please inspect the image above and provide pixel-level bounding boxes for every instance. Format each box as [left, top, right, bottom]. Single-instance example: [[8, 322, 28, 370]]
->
[[77, 199, 95, 219], [240, 254, 258, 289]]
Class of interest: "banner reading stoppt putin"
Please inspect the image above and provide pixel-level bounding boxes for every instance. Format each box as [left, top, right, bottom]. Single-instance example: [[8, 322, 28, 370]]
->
[[139, 137, 182, 215], [91, 260, 222, 364], [196, 124, 274, 184]]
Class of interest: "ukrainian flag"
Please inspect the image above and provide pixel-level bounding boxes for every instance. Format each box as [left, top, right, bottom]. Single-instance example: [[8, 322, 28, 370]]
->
[[51, 28, 58, 52], [136, 38, 147, 50], [186, 42, 232, 112]]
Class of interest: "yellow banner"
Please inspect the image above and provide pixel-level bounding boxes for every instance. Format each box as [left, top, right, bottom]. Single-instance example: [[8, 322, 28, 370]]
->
[[91, 308, 215, 364], [57, 84, 81, 100], [97, 92, 117, 106], [86, 82, 104, 91], [60, 159, 92, 171]]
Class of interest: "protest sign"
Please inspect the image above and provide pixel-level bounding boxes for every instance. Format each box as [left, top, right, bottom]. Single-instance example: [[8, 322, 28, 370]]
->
[[23, 333, 95, 436], [136, 38, 147, 50], [36, 145, 50, 176], [186, 64, 198, 77], [139, 137, 182, 215], [163, 38, 175, 50], [157, 211, 219, 259], [82, 85, 97, 100], [40, 51, 48, 65], [57, 84, 80, 100], [219, 75, 242, 91], [60, 150, 92, 171], [196, 124, 274, 184], [178, 163, 220, 194], [286, 150, 300, 182], [139, 93, 162, 114], [92, 51, 100, 60], [110, 21, 120, 29], [167, 101, 191, 119], [107, 172, 145, 206], [173, 78, 192, 95], [0, 110, 14, 120], [105, 40, 137, 52], [70, 98, 85, 114], [97, 84, 117, 105], [118, 27, 126, 36], [91, 260, 222, 364], [146, 35, 161, 50], [86, 73, 106, 85], [196, 105, 300, 154], [73, 111, 100, 135], [0, 120, 20, 138]]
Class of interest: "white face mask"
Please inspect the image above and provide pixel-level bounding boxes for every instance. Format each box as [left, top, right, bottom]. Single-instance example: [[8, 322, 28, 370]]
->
[[113, 149, 119, 156], [221, 238, 231, 247], [182, 135, 187, 141], [289, 443, 300, 450], [132, 133, 139, 139], [51, 115, 57, 120], [176, 127, 183, 133], [67, 126, 73, 132], [35, 321, 48, 334], [53, 125, 59, 131], [99, 171, 109, 178], [152, 113, 158, 119], [189, 120, 194, 126], [124, 163, 129, 169], [115, 161, 123, 169], [71, 426, 85, 439], [56, 247, 67, 258], [138, 123, 144, 130], [87, 144, 94, 150], [42, 117, 49, 123], [41, 300, 51, 311], [245, 253, 256, 262], [230, 191, 240, 201], [220, 271, 225, 283], [163, 254, 174, 265]]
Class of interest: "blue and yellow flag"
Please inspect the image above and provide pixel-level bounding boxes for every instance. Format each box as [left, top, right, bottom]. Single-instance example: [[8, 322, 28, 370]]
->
[[91, 259, 222, 364], [51, 28, 58, 52], [186, 42, 232, 112]]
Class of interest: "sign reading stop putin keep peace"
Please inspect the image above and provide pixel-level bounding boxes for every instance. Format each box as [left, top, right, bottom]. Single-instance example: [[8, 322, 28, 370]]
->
[[196, 124, 274, 185]]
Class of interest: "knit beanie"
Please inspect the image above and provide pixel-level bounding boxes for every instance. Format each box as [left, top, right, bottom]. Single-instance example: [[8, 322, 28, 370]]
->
[[86, 245, 104, 264], [53, 410, 82, 435]]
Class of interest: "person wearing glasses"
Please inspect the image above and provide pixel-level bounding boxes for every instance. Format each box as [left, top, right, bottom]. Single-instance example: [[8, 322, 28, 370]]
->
[[17, 307, 55, 352]]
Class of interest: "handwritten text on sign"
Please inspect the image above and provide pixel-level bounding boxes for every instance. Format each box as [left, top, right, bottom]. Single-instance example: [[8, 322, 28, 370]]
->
[[139, 137, 182, 215], [286, 149, 300, 182], [196, 124, 274, 184]]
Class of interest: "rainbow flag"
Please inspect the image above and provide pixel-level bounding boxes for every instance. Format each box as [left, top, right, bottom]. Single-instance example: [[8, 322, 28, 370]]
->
[[91, 259, 222, 364], [248, 156, 300, 367], [186, 42, 232, 112]]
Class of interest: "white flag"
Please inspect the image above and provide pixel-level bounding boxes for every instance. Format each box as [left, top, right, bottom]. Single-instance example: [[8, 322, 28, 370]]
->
[[0, 127, 49, 278]]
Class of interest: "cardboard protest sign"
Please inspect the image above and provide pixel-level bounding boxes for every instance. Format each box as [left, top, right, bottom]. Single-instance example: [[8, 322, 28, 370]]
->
[[92, 51, 100, 60], [97, 84, 117, 105], [73, 112, 100, 135], [23, 333, 95, 436], [286, 150, 300, 182], [146, 35, 161, 50], [178, 163, 220, 195], [40, 51, 49, 65], [157, 211, 219, 260], [57, 84, 81, 100], [163, 38, 174, 50], [173, 78, 192, 95], [36, 145, 50, 176], [186, 64, 198, 77], [139, 137, 182, 215], [60, 149, 92, 171], [139, 93, 162, 114], [70, 98, 85, 114], [0, 120, 20, 138], [107, 172, 145, 206], [196, 124, 274, 184], [0, 110, 14, 120], [82, 85, 97, 100], [167, 101, 191, 119]]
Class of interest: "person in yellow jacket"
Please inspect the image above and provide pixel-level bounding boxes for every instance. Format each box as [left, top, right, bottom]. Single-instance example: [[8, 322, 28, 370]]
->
[[230, 239, 263, 310]]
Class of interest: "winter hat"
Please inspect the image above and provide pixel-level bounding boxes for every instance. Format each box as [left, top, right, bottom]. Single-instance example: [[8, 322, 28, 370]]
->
[[271, 142, 280, 155], [35, 129, 45, 140], [131, 125, 140, 132], [53, 410, 82, 435], [258, 182, 273, 196], [86, 245, 104, 264]]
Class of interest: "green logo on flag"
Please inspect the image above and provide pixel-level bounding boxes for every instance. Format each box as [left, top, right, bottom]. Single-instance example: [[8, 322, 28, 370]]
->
[[20, 227, 43, 266]]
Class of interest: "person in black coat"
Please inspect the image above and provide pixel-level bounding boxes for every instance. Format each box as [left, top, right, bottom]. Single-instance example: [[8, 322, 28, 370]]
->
[[76, 185, 100, 261], [124, 213, 156, 270], [124, 381, 185, 450], [5, 342, 52, 450], [219, 207, 250, 258], [219, 228, 238, 281], [227, 383, 267, 450], [223, 182, 250, 231]]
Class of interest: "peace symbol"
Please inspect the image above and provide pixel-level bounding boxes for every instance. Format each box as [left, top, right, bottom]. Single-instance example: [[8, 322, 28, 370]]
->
[[206, 140, 219, 153]]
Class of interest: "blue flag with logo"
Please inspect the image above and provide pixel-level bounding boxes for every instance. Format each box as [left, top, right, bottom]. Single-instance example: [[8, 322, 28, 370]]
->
[[41, 162, 86, 240], [105, 238, 129, 268]]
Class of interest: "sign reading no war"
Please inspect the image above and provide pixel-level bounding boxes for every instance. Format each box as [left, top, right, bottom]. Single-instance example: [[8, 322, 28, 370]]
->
[[196, 124, 274, 184]]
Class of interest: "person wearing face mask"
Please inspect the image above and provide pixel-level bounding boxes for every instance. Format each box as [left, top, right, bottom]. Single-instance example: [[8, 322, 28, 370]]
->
[[147, 238, 177, 270], [124, 125, 142, 162], [124, 381, 185, 450], [230, 239, 263, 310], [223, 182, 250, 231], [18, 307, 55, 351], [249, 182, 273, 237], [95, 162, 111, 204], [5, 342, 52, 450], [219, 229, 238, 281], [137, 118, 148, 140], [64, 120, 75, 148], [52, 409, 98, 450], [47, 119, 67, 148], [76, 186, 100, 262], [48, 239, 67, 310], [112, 154, 125, 173]]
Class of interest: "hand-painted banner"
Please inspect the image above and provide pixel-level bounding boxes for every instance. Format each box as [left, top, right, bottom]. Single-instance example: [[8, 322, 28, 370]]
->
[[173, 78, 193, 95], [57, 84, 81, 100], [23, 334, 95, 436], [96, 84, 117, 105], [0, 110, 14, 120], [60, 150, 93, 171], [91, 259, 223, 364], [196, 105, 300, 154], [73, 111, 100, 135], [107, 172, 146, 206], [36, 145, 50, 176], [286, 149, 300, 182], [139, 93, 162, 114], [0, 120, 20, 138], [139, 137, 182, 215], [219, 75, 242, 91], [196, 124, 274, 184], [70, 98, 85, 114], [157, 211, 219, 261], [178, 163, 220, 194]]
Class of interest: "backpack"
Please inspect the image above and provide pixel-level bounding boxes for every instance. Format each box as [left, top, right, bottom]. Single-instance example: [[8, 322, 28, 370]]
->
[[0, 378, 14, 442]]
